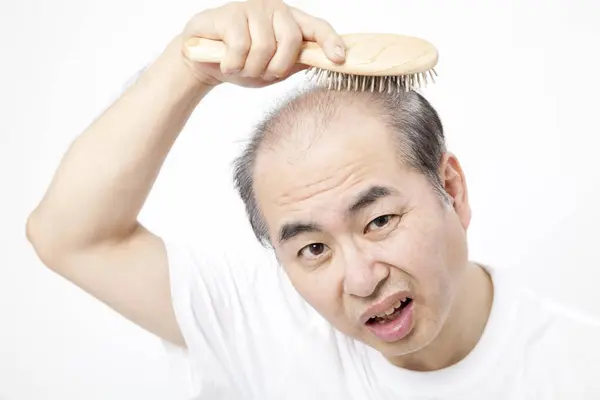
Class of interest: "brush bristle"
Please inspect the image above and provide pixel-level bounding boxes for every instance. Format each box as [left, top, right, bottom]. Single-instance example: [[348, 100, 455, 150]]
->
[[305, 67, 437, 93]]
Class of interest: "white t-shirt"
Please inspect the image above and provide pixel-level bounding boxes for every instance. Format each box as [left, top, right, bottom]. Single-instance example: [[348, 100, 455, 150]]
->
[[161, 239, 600, 399]]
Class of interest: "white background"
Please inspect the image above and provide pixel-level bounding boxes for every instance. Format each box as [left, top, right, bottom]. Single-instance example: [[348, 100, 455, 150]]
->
[[2, 0, 600, 398]]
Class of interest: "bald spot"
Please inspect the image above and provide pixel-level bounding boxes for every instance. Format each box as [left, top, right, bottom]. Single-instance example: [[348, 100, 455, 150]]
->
[[232, 85, 446, 245], [257, 87, 407, 158]]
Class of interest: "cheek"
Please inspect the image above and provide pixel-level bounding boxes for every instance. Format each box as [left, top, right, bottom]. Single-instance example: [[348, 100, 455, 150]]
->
[[417, 222, 465, 318], [284, 265, 342, 319], [382, 214, 457, 306]]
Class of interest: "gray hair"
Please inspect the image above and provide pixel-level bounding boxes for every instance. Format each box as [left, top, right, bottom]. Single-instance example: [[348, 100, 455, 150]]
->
[[232, 87, 447, 247]]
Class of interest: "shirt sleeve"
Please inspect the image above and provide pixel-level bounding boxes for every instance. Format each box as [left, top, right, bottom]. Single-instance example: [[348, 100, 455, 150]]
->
[[159, 237, 280, 399]]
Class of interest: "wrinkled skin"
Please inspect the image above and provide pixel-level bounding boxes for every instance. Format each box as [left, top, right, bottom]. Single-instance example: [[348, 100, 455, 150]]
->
[[253, 103, 492, 370]]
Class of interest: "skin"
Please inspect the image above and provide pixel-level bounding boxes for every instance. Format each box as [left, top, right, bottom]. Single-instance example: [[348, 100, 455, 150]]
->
[[254, 103, 493, 370], [26, 0, 492, 373], [26, 0, 345, 348]]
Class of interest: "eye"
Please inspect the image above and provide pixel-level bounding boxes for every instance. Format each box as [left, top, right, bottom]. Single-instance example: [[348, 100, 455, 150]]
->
[[298, 243, 329, 260], [364, 214, 399, 234]]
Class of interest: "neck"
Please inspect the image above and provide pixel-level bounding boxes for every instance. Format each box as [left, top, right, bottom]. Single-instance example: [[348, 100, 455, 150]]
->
[[388, 262, 493, 371]]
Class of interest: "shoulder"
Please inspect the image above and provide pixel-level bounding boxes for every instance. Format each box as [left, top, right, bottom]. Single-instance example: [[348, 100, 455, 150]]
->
[[161, 236, 331, 396], [520, 285, 600, 359], [493, 267, 600, 395], [494, 265, 600, 346], [485, 264, 600, 331], [524, 294, 600, 396]]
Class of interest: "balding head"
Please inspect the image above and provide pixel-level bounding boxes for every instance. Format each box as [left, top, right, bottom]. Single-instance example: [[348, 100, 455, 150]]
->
[[232, 85, 475, 363], [233, 86, 447, 245]]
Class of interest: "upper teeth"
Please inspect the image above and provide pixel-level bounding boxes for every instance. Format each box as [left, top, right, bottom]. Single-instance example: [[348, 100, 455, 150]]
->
[[375, 298, 406, 318]]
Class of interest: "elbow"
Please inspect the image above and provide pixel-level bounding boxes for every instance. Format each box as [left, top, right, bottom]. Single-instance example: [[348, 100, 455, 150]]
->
[[25, 210, 39, 245], [26, 209, 42, 249], [26, 210, 63, 269]]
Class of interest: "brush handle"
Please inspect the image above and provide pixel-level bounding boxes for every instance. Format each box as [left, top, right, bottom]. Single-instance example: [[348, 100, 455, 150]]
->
[[182, 34, 438, 76], [182, 37, 326, 65], [182, 37, 228, 63]]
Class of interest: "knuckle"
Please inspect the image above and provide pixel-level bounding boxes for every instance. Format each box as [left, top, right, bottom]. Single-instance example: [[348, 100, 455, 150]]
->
[[268, 54, 296, 77], [184, 10, 210, 32], [313, 16, 329, 27], [267, 66, 288, 78], [266, 60, 286, 74], [243, 68, 262, 79], [321, 18, 335, 30], [231, 6, 247, 19]]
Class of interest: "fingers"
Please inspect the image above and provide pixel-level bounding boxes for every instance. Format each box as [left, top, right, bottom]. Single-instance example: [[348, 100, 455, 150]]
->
[[182, 2, 345, 83], [182, 10, 219, 39], [263, 8, 304, 80], [243, 7, 277, 78], [220, 10, 252, 74], [183, 8, 251, 75], [289, 7, 346, 64]]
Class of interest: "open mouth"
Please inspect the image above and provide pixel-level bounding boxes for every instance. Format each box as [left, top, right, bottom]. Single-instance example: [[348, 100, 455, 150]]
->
[[366, 297, 413, 325], [363, 296, 415, 342]]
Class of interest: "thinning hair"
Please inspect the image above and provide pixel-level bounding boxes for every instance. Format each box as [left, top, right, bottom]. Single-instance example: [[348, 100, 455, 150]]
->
[[233, 86, 447, 247]]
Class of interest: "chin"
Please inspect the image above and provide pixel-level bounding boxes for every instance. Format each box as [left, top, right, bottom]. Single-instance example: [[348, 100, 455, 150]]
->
[[365, 313, 444, 358]]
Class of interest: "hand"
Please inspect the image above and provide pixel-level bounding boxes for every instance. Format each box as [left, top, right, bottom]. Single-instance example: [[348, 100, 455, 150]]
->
[[179, 0, 346, 88]]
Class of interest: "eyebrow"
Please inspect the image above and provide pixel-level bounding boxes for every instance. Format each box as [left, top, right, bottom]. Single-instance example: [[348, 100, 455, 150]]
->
[[277, 185, 398, 244], [278, 222, 323, 244], [347, 185, 398, 216]]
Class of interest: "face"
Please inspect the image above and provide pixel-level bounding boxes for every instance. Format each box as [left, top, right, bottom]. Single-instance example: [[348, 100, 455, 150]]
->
[[253, 107, 472, 357]]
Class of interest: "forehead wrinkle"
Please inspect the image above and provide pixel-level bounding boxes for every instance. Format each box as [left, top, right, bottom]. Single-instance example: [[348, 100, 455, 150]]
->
[[276, 163, 363, 207], [268, 130, 390, 211], [258, 136, 395, 230], [253, 89, 405, 240]]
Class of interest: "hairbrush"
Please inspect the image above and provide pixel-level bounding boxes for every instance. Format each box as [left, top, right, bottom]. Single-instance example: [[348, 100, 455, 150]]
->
[[183, 33, 438, 93]]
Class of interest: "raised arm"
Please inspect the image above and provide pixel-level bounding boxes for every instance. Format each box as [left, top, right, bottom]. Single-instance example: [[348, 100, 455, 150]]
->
[[26, 36, 210, 345], [26, 0, 346, 347]]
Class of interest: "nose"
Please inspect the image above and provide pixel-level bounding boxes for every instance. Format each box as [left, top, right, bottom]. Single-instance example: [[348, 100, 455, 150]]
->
[[342, 242, 389, 298]]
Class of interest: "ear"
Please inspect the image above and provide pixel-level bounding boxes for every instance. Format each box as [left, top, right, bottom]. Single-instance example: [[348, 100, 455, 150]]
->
[[439, 152, 471, 230]]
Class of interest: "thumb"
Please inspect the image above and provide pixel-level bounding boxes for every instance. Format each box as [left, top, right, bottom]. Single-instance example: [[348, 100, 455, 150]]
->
[[289, 8, 346, 64]]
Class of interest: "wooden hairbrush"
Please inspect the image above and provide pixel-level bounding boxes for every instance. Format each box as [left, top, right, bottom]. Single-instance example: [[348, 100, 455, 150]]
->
[[183, 33, 438, 93]]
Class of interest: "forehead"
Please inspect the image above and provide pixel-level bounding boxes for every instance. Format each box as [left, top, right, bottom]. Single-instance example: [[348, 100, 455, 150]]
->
[[253, 107, 412, 230]]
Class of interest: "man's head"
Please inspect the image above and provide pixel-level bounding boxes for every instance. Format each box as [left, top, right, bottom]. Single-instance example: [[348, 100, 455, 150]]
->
[[233, 86, 472, 359]]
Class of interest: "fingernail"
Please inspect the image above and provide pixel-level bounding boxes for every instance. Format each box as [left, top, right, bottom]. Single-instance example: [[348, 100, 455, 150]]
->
[[333, 45, 346, 59], [263, 74, 277, 81]]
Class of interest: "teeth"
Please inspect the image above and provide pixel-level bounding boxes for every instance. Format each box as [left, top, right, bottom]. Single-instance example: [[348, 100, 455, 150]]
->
[[374, 299, 407, 318]]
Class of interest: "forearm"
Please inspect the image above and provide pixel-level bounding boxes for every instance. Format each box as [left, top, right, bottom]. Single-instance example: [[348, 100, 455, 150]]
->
[[28, 36, 212, 254]]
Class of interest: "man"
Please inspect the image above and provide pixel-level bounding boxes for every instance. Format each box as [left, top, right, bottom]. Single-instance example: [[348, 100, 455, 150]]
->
[[26, 0, 600, 399]]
